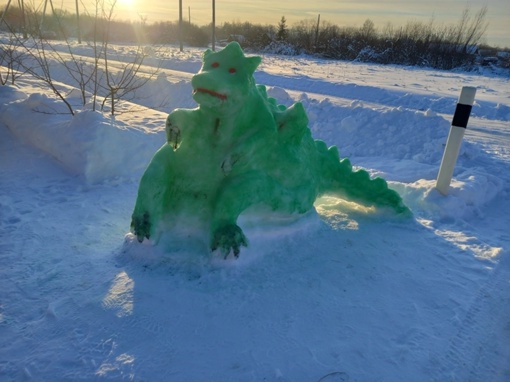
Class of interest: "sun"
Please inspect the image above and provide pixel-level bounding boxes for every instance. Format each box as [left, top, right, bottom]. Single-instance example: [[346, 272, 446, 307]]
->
[[118, 0, 135, 5], [116, 0, 136, 11], [115, 0, 139, 19]]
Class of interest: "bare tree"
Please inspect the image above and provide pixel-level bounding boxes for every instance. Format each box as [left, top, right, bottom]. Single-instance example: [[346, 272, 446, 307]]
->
[[3, 0, 162, 115], [359, 19, 376, 44], [40, 6, 99, 107], [8, 4, 93, 114], [276, 16, 288, 41], [451, 6, 488, 52], [20, 37, 76, 114], [98, 0, 161, 115], [0, 35, 26, 85], [461, 6, 488, 53]]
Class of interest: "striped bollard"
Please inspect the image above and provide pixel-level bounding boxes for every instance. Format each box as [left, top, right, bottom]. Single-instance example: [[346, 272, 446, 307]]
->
[[436, 86, 477, 196]]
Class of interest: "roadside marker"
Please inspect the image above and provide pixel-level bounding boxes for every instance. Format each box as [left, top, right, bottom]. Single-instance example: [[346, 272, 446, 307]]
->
[[436, 86, 477, 195]]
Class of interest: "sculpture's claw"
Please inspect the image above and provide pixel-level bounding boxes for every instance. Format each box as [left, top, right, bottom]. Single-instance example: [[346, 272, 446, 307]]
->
[[211, 224, 248, 258], [166, 123, 181, 150], [131, 212, 151, 242]]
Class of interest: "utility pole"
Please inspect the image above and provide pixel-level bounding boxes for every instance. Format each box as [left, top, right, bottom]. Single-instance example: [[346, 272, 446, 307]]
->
[[0, 0, 12, 32], [315, 13, 320, 51], [75, 0, 81, 43], [40, 0, 49, 32], [188, 6, 190, 24], [179, 0, 183, 52], [39, 0, 56, 35], [2, 0, 28, 38], [212, 0, 216, 51], [20, 0, 27, 38]]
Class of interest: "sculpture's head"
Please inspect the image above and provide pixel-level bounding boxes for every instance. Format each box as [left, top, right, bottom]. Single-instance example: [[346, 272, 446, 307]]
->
[[191, 42, 261, 112]]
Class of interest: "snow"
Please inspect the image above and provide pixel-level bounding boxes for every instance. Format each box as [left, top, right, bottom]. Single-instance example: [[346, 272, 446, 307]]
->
[[1, 41, 510, 381]]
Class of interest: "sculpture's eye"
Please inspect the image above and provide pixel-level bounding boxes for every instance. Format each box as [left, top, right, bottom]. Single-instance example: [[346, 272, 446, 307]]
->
[[229, 68, 237, 74], [211, 62, 219, 68]]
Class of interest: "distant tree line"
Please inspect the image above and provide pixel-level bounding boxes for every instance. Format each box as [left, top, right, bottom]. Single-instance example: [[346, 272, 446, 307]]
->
[[1, 4, 507, 71], [220, 7, 496, 70]]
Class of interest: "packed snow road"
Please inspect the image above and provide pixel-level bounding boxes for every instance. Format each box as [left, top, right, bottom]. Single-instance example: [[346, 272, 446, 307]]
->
[[46, 43, 510, 119], [49, 46, 510, 168]]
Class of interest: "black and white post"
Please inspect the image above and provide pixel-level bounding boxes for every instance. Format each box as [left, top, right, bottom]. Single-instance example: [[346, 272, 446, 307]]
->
[[436, 86, 477, 195]]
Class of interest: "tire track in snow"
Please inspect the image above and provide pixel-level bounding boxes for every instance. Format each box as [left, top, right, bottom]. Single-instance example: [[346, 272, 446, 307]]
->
[[430, 249, 510, 381]]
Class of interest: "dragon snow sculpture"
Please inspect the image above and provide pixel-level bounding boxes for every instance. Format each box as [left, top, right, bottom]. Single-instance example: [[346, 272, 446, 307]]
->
[[131, 42, 409, 257]]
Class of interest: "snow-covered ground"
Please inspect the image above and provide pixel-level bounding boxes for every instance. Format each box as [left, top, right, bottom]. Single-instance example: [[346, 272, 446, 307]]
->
[[1, 40, 509, 381]]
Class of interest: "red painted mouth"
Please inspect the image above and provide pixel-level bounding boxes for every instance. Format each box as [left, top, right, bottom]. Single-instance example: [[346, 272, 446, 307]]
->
[[194, 88, 227, 101]]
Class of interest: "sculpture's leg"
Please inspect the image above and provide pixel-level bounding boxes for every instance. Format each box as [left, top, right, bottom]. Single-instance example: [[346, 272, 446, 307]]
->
[[211, 171, 303, 257], [131, 143, 175, 242]]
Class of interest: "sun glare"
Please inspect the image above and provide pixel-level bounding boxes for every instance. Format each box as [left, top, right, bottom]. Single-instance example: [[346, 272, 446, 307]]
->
[[113, 0, 146, 22], [115, 0, 138, 17], [117, 0, 135, 7]]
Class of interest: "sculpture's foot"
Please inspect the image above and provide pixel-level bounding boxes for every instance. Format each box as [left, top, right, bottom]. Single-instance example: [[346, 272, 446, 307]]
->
[[131, 212, 151, 243], [211, 223, 248, 258]]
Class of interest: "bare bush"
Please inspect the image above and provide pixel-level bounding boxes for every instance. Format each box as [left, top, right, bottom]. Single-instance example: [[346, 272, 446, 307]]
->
[[19, 37, 76, 114], [2, 0, 162, 115], [96, 0, 161, 114], [0, 35, 26, 85]]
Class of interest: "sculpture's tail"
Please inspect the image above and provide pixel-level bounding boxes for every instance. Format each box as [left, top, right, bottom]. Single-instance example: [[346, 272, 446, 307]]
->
[[315, 140, 410, 214]]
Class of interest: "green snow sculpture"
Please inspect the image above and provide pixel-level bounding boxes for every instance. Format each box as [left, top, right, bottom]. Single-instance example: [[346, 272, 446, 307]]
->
[[131, 42, 409, 257]]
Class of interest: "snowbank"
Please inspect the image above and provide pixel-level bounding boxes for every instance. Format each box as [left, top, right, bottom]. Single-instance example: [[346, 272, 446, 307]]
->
[[1, 87, 165, 183], [0, 75, 503, 219]]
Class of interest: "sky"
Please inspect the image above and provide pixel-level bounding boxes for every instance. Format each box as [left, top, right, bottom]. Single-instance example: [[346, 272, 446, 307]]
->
[[11, 0, 510, 47]]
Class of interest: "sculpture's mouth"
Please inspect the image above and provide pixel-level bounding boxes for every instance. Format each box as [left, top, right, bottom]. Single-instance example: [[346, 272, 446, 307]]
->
[[194, 88, 227, 101]]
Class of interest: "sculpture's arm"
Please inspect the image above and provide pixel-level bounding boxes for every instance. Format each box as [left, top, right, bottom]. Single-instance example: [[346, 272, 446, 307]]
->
[[131, 144, 176, 242], [165, 109, 195, 150]]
